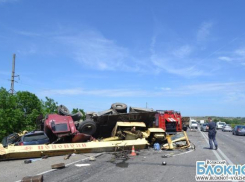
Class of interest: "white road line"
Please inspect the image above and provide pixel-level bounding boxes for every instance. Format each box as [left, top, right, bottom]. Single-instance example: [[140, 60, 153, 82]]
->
[[15, 153, 102, 182], [199, 131, 238, 182], [171, 149, 194, 157], [200, 131, 222, 160], [202, 132, 234, 165]]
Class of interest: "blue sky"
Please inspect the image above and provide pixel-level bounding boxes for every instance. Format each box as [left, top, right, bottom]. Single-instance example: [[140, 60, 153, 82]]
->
[[0, 0, 245, 117]]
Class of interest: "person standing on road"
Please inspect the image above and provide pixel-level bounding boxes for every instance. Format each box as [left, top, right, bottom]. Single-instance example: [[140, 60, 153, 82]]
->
[[206, 117, 218, 150]]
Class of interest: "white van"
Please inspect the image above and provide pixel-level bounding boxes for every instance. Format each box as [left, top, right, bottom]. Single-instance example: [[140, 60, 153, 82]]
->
[[216, 122, 226, 130], [189, 119, 198, 129]]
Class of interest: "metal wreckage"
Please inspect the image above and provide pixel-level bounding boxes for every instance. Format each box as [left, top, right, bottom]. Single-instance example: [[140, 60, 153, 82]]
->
[[0, 103, 191, 160]]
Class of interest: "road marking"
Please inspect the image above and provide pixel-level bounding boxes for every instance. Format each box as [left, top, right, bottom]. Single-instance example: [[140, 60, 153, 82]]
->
[[199, 130, 238, 182], [200, 131, 234, 165], [171, 149, 194, 157], [15, 153, 103, 182], [200, 131, 222, 160]]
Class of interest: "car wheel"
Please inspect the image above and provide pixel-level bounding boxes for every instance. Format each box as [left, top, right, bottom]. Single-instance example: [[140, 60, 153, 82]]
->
[[78, 120, 97, 136], [111, 103, 127, 113], [58, 105, 70, 115]]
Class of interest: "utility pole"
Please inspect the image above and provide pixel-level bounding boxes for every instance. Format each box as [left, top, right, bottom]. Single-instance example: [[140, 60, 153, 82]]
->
[[9, 54, 19, 94], [146, 102, 147, 108]]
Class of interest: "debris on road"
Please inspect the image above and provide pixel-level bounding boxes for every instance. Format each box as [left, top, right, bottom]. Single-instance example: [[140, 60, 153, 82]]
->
[[64, 154, 72, 160], [162, 131, 191, 150], [24, 158, 42, 164], [41, 155, 49, 159], [162, 161, 167, 165], [51, 163, 65, 169], [24, 159, 32, 164], [21, 175, 43, 182], [89, 156, 96, 161]]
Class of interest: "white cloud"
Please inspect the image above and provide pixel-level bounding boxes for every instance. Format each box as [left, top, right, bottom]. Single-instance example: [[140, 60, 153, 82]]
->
[[161, 87, 171, 91], [197, 22, 213, 41], [172, 45, 192, 58], [235, 48, 245, 57], [217, 47, 245, 66], [151, 54, 206, 77], [55, 31, 144, 72], [38, 81, 245, 101], [218, 56, 232, 62], [40, 88, 148, 97]]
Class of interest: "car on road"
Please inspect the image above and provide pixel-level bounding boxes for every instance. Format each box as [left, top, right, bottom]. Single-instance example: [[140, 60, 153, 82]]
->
[[16, 131, 50, 145], [216, 122, 226, 130], [222, 124, 232, 132], [200, 123, 208, 132], [232, 125, 245, 136]]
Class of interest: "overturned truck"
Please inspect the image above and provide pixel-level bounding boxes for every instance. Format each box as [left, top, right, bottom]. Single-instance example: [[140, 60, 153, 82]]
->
[[78, 103, 184, 138]]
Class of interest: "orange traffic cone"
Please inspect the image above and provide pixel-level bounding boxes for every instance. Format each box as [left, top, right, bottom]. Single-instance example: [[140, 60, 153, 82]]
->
[[130, 145, 136, 156]]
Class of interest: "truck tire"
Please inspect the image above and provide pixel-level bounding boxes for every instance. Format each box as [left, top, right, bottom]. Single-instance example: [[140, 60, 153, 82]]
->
[[111, 103, 127, 113], [71, 112, 83, 121], [183, 126, 188, 131], [78, 120, 97, 136], [58, 105, 70, 116]]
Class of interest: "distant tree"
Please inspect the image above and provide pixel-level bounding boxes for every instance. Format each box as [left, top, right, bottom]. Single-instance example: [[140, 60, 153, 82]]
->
[[71, 108, 86, 120], [41, 97, 58, 116], [213, 118, 219, 122], [0, 87, 87, 141], [15, 91, 42, 131], [0, 87, 17, 140], [0, 88, 42, 140]]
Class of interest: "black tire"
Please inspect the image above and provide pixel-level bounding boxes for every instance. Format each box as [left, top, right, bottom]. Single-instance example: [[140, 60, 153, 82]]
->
[[183, 126, 188, 131], [111, 103, 127, 113], [71, 112, 83, 121], [78, 120, 97, 136], [58, 105, 70, 115]]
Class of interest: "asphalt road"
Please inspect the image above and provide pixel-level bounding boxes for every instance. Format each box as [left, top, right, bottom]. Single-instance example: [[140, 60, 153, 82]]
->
[[0, 128, 244, 182], [202, 129, 245, 165]]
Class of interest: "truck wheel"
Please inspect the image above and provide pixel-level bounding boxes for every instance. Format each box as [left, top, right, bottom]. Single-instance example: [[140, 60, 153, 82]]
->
[[71, 112, 83, 121], [78, 120, 97, 136], [183, 126, 188, 131], [58, 105, 70, 115], [111, 103, 127, 113]]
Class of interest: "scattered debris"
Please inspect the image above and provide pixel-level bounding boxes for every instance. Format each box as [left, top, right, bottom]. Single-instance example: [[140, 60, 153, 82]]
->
[[64, 154, 72, 160], [89, 156, 96, 161], [113, 150, 129, 160], [154, 143, 160, 150], [41, 155, 48, 159], [24, 159, 32, 164], [51, 163, 65, 169], [21, 175, 43, 182], [162, 161, 167, 165], [162, 131, 191, 150], [24, 158, 43, 164]]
